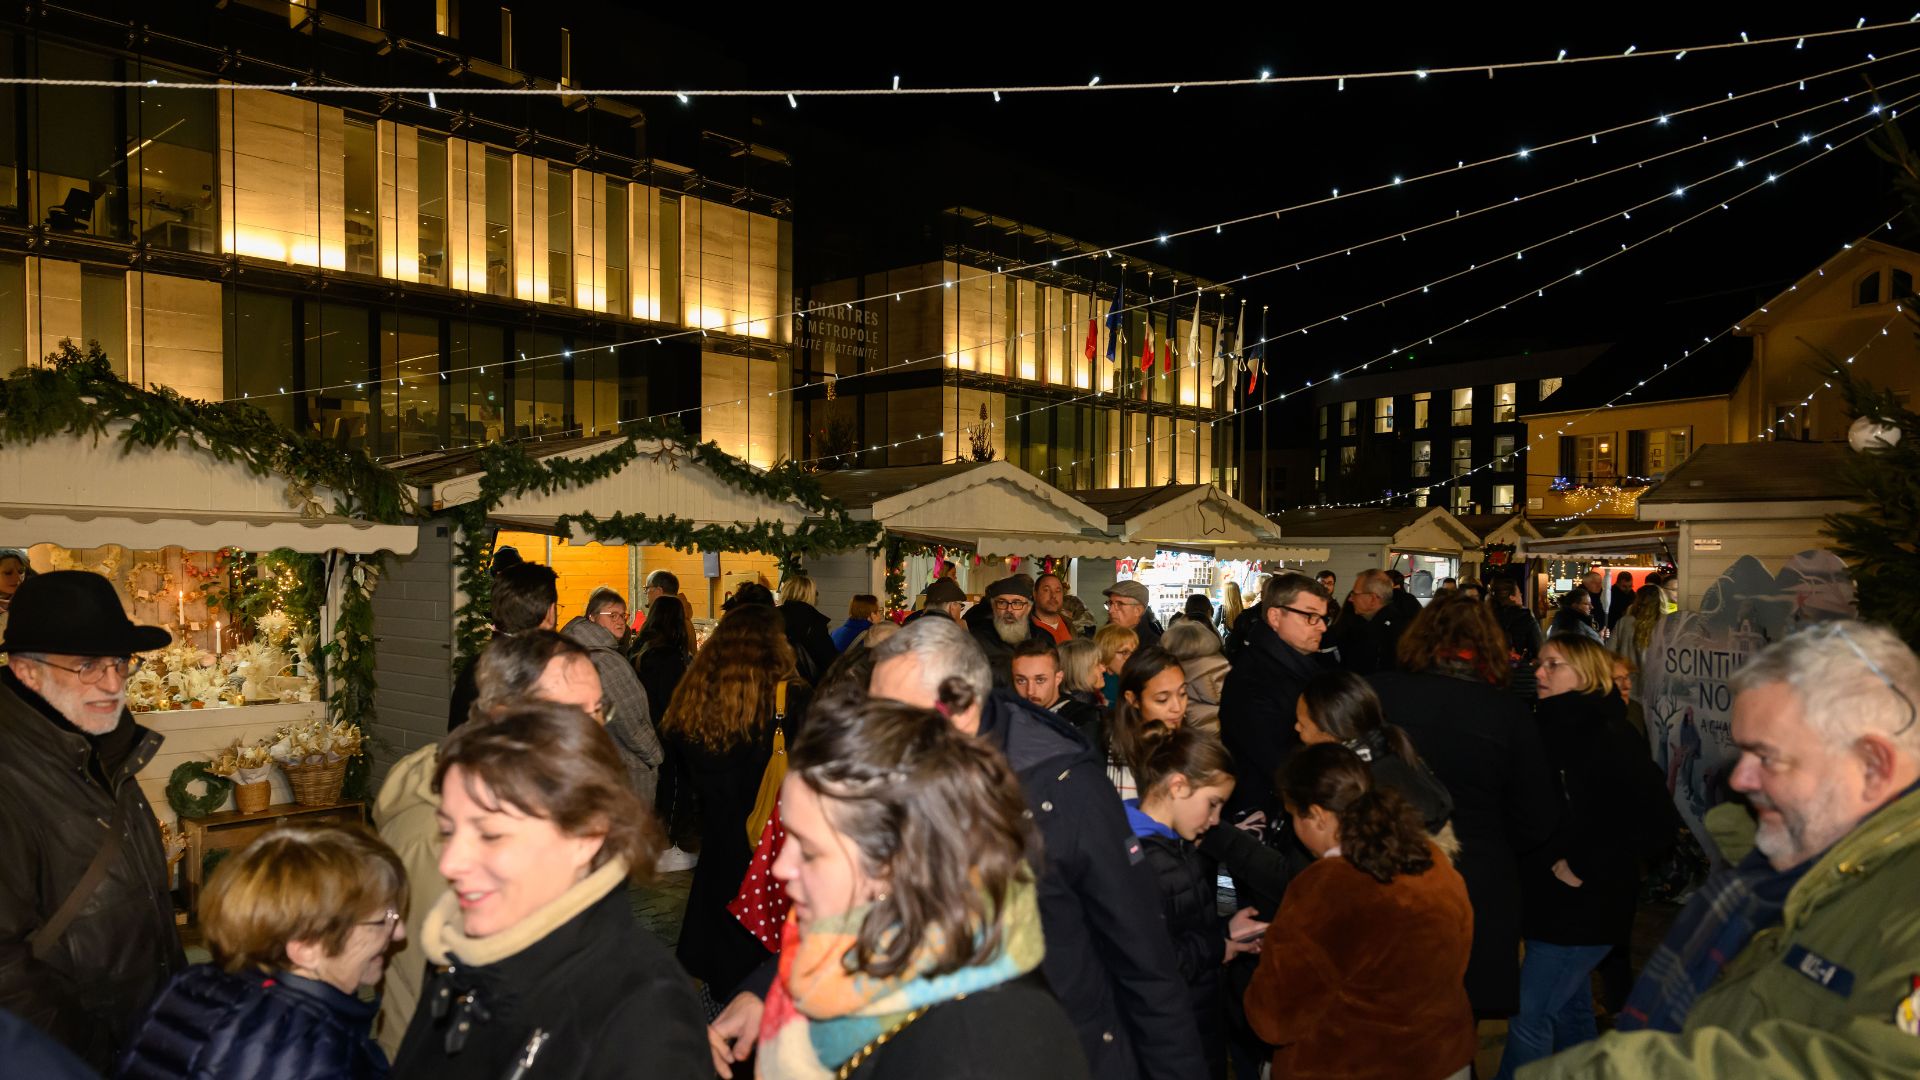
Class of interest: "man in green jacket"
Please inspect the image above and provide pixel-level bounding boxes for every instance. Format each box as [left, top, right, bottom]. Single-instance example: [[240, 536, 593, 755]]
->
[[1527, 620, 1920, 1077]]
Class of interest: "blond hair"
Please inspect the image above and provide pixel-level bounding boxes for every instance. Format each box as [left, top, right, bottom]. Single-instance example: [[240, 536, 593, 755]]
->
[[1095, 623, 1139, 670], [1542, 633, 1618, 695], [777, 575, 819, 607]]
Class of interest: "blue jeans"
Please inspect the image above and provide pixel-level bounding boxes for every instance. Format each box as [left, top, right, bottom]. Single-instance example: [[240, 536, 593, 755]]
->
[[1495, 941, 1613, 1080]]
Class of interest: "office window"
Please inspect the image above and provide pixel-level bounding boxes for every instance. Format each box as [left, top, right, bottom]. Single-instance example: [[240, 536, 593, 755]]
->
[[81, 269, 127, 375], [342, 119, 377, 275], [1539, 376, 1563, 401], [1316, 450, 1327, 487], [435, 0, 458, 37], [484, 150, 512, 296], [33, 42, 124, 241], [1492, 484, 1516, 513], [547, 164, 571, 305], [1412, 439, 1432, 477], [225, 289, 296, 429], [1318, 405, 1329, 440], [1339, 444, 1357, 476], [500, 8, 513, 67], [1374, 396, 1394, 433], [1339, 400, 1358, 436], [1451, 486, 1471, 512], [1413, 391, 1431, 428], [417, 133, 449, 285], [1413, 490, 1429, 507], [1493, 382, 1516, 423], [1450, 387, 1473, 425], [1645, 426, 1692, 476], [1494, 434, 1516, 468], [125, 66, 217, 254], [606, 181, 628, 317], [1452, 437, 1472, 476], [304, 301, 373, 449], [382, 311, 443, 456], [1857, 271, 1881, 307], [1577, 433, 1616, 481]]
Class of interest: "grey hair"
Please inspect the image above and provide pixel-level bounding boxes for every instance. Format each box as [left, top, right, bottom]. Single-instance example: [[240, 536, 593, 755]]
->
[[871, 615, 992, 706], [1056, 638, 1101, 694], [1162, 620, 1222, 661], [1353, 569, 1394, 602], [1729, 621, 1920, 756], [585, 586, 626, 616]]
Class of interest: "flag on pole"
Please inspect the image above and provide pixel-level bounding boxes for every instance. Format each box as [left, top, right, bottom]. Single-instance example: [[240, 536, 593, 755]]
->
[[1104, 277, 1127, 363], [1084, 307, 1096, 360], [1140, 315, 1156, 371], [1163, 296, 1175, 374], [1210, 296, 1228, 386], [1190, 287, 1204, 374]]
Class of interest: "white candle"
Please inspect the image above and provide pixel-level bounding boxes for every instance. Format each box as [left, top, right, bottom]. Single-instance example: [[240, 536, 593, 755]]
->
[[214, 621, 222, 657], [177, 590, 185, 626]]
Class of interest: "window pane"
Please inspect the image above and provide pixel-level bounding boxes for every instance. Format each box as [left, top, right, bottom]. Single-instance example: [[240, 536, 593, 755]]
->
[[382, 311, 444, 455], [1578, 433, 1616, 481], [1451, 486, 1471, 512], [1492, 484, 1515, 513], [1493, 382, 1516, 423], [418, 133, 449, 285], [1893, 268, 1914, 301], [0, 256, 23, 372], [81, 269, 127, 376], [226, 289, 295, 428], [1374, 396, 1394, 432], [1494, 434, 1516, 468], [34, 42, 123, 240], [343, 119, 377, 275], [606, 180, 628, 318], [548, 165, 571, 305], [1539, 376, 1563, 401], [1413, 391, 1431, 428], [1412, 440, 1431, 477], [1450, 387, 1473, 425], [447, 321, 505, 446], [1318, 406, 1329, 439], [1340, 400, 1357, 436], [127, 66, 217, 253], [1857, 272, 1880, 307], [515, 331, 567, 437], [305, 302, 372, 449], [1452, 437, 1472, 475]]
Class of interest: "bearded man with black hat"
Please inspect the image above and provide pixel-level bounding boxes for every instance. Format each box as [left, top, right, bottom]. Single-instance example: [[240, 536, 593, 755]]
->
[[0, 570, 184, 1070], [965, 573, 1043, 688]]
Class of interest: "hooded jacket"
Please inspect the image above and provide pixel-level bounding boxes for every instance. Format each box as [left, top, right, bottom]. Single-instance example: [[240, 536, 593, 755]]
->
[[395, 858, 707, 1079], [560, 616, 663, 805], [0, 669, 184, 1072], [1125, 801, 1227, 1078], [371, 742, 442, 1059]]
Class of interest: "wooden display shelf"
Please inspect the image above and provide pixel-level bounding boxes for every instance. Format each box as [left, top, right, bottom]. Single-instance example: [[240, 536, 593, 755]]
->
[[179, 799, 366, 920]]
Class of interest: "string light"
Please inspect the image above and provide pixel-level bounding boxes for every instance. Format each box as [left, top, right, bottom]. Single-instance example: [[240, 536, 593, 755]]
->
[[279, 69, 1915, 423], [0, 22, 1896, 99]]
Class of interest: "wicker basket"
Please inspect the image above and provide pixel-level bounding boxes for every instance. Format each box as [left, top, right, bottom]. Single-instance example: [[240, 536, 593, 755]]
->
[[233, 780, 271, 815], [281, 758, 347, 807]]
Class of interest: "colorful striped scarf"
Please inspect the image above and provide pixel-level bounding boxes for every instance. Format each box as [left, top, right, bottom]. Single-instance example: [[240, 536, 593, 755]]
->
[[756, 877, 1044, 1079]]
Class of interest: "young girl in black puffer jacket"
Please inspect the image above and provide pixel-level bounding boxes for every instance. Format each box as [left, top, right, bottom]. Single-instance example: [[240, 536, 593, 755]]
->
[[1124, 727, 1267, 1080]]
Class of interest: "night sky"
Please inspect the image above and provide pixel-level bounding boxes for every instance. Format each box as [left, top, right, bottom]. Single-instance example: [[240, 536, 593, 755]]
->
[[619, 8, 1917, 415]]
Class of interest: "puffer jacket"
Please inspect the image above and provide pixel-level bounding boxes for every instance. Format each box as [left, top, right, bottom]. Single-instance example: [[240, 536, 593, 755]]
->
[[116, 966, 386, 1079], [0, 669, 184, 1072], [559, 616, 663, 805], [1126, 801, 1227, 1079], [371, 742, 441, 1059], [1179, 653, 1230, 734]]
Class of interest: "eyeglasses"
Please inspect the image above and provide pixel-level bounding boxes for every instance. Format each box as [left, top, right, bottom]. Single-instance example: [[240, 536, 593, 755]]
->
[[1277, 604, 1330, 627], [359, 908, 401, 932], [1536, 659, 1570, 672], [590, 609, 628, 623], [990, 598, 1031, 611], [28, 655, 143, 684], [1831, 624, 1919, 736], [1105, 597, 1141, 609]]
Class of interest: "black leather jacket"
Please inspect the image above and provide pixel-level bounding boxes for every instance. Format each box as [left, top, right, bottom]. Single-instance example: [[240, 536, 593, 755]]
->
[[0, 669, 184, 1071]]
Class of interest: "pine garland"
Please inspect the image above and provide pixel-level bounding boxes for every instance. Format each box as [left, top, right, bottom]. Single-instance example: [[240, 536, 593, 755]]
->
[[0, 344, 405, 736], [448, 429, 884, 671]]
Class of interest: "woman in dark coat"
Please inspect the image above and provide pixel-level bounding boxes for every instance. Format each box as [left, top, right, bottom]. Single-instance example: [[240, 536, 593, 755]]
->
[[395, 704, 707, 1079], [1293, 669, 1453, 831], [1368, 594, 1561, 1020], [118, 824, 405, 1080], [634, 595, 698, 860], [659, 603, 812, 996], [1494, 634, 1678, 1079], [775, 574, 839, 684]]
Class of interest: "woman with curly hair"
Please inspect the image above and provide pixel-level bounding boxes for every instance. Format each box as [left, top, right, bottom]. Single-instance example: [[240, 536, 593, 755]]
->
[[1368, 593, 1561, 1021], [659, 603, 812, 995], [1608, 583, 1667, 667]]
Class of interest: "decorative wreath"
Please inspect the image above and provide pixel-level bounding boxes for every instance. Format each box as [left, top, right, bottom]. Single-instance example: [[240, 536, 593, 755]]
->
[[166, 760, 232, 819]]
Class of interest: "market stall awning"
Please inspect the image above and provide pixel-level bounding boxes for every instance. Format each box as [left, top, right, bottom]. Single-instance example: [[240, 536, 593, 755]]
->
[[1456, 513, 1544, 546], [393, 436, 810, 530], [814, 462, 1111, 538], [0, 505, 417, 556], [1262, 506, 1480, 551], [1521, 528, 1680, 558], [1211, 543, 1334, 563], [0, 427, 416, 555]]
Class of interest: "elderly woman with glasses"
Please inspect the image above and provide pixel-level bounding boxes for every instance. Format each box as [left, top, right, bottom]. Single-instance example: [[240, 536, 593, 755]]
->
[[1491, 633, 1677, 1079], [117, 823, 408, 1079]]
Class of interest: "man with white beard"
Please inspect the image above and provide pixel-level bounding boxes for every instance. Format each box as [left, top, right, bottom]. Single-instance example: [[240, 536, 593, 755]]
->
[[1525, 621, 1920, 1078], [965, 573, 1039, 689]]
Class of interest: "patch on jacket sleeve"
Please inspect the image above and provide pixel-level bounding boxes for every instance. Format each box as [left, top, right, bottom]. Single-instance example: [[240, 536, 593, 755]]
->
[[1897, 975, 1920, 1036], [1125, 837, 1145, 866], [1780, 944, 1854, 997]]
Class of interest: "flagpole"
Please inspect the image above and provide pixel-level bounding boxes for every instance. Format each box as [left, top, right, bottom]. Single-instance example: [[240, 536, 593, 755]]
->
[[1260, 304, 1270, 514], [1234, 293, 1245, 505]]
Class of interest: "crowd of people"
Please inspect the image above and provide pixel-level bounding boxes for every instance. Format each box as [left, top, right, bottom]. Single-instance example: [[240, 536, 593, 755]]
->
[[3, 555, 1919, 1078]]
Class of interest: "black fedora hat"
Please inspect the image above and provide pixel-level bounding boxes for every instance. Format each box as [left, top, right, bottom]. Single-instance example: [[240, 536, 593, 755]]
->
[[0, 570, 172, 656]]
